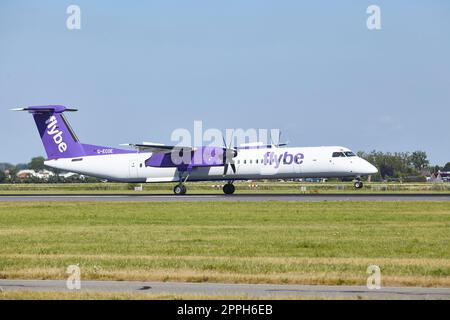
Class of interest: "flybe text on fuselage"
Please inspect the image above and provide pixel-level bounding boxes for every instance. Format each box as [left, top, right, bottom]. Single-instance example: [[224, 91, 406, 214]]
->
[[45, 115, 67, 153], [263, 151, 304, 169]]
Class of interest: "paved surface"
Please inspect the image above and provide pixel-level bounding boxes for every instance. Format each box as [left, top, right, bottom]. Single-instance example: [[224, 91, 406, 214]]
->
[[0, 193, 450, 202], [0, 280, 449, 299]]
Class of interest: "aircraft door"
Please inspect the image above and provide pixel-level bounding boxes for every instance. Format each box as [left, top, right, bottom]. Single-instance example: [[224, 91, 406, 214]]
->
[[330, 151, 347, 175], [129, 159, 139, 179]]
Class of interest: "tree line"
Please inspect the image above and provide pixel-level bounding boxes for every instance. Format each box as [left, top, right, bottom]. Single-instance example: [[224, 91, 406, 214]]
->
[[357, 150, 449, 182]]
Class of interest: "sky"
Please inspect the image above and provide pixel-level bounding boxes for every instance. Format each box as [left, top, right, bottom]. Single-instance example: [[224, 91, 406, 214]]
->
[[1, 0, 449, 165]]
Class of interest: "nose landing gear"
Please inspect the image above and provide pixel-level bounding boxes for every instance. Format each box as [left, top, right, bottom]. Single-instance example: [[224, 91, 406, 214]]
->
[[353, 179, 364, 189]]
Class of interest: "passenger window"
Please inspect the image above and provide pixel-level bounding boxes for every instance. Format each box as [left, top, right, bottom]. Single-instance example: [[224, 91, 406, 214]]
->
[[244, 160, 247, 164]]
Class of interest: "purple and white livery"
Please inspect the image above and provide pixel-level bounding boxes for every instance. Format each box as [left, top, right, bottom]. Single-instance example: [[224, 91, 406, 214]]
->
[[13, 105, 377, 195]]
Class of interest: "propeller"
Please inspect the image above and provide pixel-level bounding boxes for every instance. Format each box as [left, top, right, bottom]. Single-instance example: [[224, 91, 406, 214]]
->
[[222, 135, 238, 175]]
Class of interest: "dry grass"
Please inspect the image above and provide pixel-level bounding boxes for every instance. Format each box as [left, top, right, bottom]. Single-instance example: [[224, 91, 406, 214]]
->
[[0, 291, 256, 300]]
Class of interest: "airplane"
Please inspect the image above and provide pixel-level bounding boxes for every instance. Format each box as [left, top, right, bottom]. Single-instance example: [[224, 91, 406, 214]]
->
[[13, 105, 378, 195]]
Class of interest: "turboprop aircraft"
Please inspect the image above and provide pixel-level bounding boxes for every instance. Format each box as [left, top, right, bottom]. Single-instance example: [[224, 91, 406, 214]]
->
[[13, 105, 377, 195]]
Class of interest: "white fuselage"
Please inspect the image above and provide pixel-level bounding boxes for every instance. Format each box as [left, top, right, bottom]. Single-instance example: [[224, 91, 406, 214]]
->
[[44, 146, 378, 183]]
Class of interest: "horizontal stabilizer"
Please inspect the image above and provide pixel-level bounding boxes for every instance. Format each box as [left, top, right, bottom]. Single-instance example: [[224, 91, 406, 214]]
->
[[10, 105, 78, 113]]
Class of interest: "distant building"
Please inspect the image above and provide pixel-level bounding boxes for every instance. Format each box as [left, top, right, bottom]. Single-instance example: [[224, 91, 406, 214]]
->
[[441, 172, 450, 182], [16, 169, 54, 180], [58, 172, 85, 180], [428, 171, 450, 183]]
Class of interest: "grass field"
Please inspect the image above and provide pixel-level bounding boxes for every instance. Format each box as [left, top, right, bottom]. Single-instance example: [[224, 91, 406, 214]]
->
[[0, 181, 450, 194], [0, 201, 449, 288]]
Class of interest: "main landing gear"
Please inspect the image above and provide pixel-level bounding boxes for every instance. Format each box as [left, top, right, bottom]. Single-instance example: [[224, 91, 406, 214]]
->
[[173, 173, 189, 195], [223, 183, 235, 195], [173, 184, 187, 195]]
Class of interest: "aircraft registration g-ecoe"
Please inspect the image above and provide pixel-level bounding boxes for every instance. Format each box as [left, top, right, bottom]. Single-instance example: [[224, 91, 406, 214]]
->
[[13, 105, 377, 195]]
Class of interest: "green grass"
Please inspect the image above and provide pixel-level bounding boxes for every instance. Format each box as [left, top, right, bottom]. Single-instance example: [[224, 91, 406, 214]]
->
[[0, 181, 449, 194], [0, 202, 449, 287]]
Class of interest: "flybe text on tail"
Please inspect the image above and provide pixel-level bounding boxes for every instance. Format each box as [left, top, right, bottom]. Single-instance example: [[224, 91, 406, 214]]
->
[[45, 116, 67, 153]]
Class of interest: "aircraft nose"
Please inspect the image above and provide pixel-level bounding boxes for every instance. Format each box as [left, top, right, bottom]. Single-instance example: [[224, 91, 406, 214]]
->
[[365, 162, 378, 175]]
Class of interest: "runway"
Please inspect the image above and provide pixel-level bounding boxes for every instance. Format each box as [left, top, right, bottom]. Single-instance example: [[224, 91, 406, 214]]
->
[[0, 279, 449, 299], [0, 193, 450, 202]]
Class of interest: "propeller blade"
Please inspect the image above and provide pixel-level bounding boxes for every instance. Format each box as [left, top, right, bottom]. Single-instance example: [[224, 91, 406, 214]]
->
[[221, 132, 238, 175], [277, 131, 282, 147]]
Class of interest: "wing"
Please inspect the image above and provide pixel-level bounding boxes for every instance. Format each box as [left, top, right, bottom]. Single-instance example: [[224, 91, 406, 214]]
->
[[120, 142, 194, 154]]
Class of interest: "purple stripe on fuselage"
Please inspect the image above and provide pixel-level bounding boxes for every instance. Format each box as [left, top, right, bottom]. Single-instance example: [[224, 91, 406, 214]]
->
[[145, 146, 225, 168]]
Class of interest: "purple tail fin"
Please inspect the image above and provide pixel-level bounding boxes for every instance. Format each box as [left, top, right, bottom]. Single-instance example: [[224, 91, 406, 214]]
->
[[14, 105, 134, 160]]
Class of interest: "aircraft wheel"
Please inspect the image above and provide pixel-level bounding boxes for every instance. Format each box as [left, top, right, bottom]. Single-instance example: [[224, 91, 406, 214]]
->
[[354, 181, 364, 189], [223, 183, 235, 195], [174, 184, 186, 195]]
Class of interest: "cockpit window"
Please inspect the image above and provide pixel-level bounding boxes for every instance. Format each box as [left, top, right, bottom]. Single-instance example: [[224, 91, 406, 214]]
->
[[332, 152, 345, 157], [344, 151, 356, 157]]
